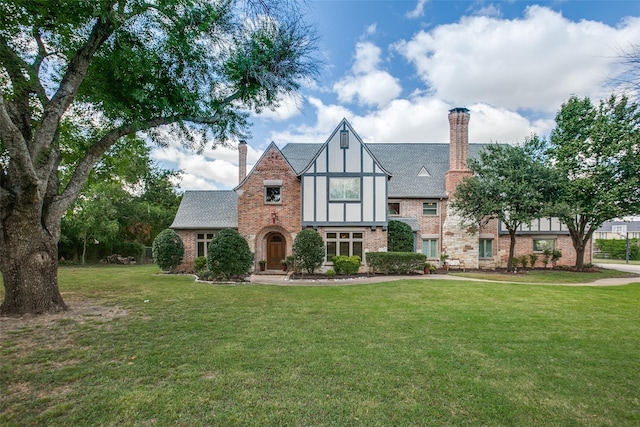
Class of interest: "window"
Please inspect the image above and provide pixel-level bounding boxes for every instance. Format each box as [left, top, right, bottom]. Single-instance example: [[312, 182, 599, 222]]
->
[[329, 178, 360, 201], [197, 232, 216, 257], [422, 202, 437, 216], [387, 202, 400, 215], [326, 231, 364, 261], [479, 239, 493, 258], [533, 239, 555, 252], [422, 239, 438, 259], [265, 186, 281, 203], [340, 130, 349, 148]]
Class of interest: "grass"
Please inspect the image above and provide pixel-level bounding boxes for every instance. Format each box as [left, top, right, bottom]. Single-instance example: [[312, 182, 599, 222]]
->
[[1, 265, 640, 426]]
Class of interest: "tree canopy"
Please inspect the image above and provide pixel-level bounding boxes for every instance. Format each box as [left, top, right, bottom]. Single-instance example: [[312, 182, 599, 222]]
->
[[0, 0, 319, 315], [547, 94, 640, 269], [451, 137, 558, 271]]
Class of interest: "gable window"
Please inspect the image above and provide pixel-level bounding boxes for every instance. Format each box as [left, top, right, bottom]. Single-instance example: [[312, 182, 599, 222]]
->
[[479, 239, 493, 259], [422, 239, 438, 259], [326, 231, 363, 261], [340, 130, 349, 148], [265, 186, 281, 204], [422, 202, 438, 216], [533, 239, 555, 252], [197, 232, 216, 257], [387, 202, 400, 215], [329, 177, 360, 201]]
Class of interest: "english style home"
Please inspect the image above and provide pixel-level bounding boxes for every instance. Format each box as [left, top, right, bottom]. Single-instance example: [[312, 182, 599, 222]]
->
[[171, 108, 586, 273]]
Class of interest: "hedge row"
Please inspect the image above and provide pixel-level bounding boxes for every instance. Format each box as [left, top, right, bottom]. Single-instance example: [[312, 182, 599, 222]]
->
[[366, 252, 427, 274]]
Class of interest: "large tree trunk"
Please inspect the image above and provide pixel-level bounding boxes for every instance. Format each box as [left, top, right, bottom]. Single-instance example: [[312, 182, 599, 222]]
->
[[0, 210, 67, 316], [507, 231, 517, 272]]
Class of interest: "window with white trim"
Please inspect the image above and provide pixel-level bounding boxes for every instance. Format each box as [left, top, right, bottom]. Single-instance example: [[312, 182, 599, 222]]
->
[[265, 186, 281, 204], [197, 232, 216, 257], [326, 232, 363, 261]]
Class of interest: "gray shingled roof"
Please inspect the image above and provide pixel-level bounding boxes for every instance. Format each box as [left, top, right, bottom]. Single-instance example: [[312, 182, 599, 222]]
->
[[281, 142, 488, 198], [171, 191, 238, 229], [597, 220, 640, 232]]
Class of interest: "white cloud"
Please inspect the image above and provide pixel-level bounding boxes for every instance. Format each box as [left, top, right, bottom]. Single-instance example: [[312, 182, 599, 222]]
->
[[395, 6, 640, 111], [150, 141, 262, 190], [267, 96, 549, 146], [406, 0, 428, 19], [254, 92, 304, 121], [333, 41, 402, 108]]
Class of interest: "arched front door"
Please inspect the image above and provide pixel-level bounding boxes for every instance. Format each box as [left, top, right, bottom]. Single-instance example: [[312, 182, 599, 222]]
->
[[266, 233, 286, 269]]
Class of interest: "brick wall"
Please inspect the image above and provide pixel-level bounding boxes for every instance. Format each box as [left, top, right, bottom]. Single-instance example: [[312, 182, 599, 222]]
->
[[174, 229, 196, 273], [237, 146, 301, 270], [497, 234, 591, 268]]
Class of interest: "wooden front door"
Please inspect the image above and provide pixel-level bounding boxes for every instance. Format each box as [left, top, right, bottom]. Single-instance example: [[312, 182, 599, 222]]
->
[[267, 234, 285, 269]]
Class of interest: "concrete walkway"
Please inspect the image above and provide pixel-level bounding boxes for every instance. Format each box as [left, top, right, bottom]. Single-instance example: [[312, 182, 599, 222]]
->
[[249, 266, 640, 287]]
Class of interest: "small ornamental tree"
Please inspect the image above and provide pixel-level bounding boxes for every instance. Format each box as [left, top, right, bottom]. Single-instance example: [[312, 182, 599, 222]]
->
[[152, 229, 184, 271], [207, 229, 253, 280], [388, 220, 414, 252], [293, 229, 325, 274]]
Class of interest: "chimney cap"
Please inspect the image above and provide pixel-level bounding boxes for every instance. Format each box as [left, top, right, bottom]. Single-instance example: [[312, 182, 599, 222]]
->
[[239, 139, 247, 145], [449, 107, 469, 114]]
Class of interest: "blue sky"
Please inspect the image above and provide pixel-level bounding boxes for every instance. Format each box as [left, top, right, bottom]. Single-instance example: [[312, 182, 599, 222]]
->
[[151, 0, 640, 191]]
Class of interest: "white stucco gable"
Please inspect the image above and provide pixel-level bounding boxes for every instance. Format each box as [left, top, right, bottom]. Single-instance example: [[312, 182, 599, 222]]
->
[[299, 119, 391, 227]]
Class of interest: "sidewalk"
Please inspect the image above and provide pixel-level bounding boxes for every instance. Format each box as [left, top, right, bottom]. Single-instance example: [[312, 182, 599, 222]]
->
[[249, 268, 640, 287]]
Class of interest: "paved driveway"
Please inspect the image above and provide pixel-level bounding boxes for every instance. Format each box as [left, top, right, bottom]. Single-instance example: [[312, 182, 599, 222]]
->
[[595, 263, 640, 275]]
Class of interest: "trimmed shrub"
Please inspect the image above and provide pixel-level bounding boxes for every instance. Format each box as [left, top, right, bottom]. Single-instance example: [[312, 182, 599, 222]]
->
[[366, 252, 427, 274], [207, 229, 253, 280], [325, 269, 336, 277], [194, 256, 207, 272], [388, 220, 414, 252], [596, 239, 640, 260], [152, 229, 184, 271], [293, 229, 325, 274], [528, 254, 538, 268], [332, 256, 361, 275]]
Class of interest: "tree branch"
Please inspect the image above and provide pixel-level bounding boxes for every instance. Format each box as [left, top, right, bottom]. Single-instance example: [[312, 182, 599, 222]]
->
[[0, 89, 38, 189], [31, 3, 119, 163]]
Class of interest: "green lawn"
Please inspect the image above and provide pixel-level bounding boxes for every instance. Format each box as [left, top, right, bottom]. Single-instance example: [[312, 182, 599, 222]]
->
[[2, 265, 640, 426]]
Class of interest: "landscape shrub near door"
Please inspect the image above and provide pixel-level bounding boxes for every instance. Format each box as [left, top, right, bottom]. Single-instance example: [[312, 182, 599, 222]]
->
[[292, 229, 325, 274], [152, 229, 184, 271], [332, 256, 361, 275], [207, 229, 253, 280]]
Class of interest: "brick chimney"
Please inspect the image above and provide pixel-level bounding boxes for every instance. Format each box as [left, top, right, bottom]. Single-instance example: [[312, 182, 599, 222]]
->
[[443, 107, 478, 269], [445, 108, 472, 195], [238, 140, 247, 184]]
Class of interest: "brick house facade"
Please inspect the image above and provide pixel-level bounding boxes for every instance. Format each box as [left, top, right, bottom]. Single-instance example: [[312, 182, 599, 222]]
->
[[171, 109, 588, 273]]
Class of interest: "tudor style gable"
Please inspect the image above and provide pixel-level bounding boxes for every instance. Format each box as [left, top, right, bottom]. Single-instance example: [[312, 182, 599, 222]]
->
[[299, 119, 391, 228], [235, 142, 300, 269]]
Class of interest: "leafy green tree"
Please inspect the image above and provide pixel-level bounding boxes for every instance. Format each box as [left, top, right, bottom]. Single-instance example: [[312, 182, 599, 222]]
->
[[452, 137, 558, 271], [152, 229, 184, 271], [61, 181, 122, 266], [388, 220, 414, 252], [0, 0, 318, 314], [206, 229, 253, 280], [293, 229, 325, 274], [547, 94, 640, 270]]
